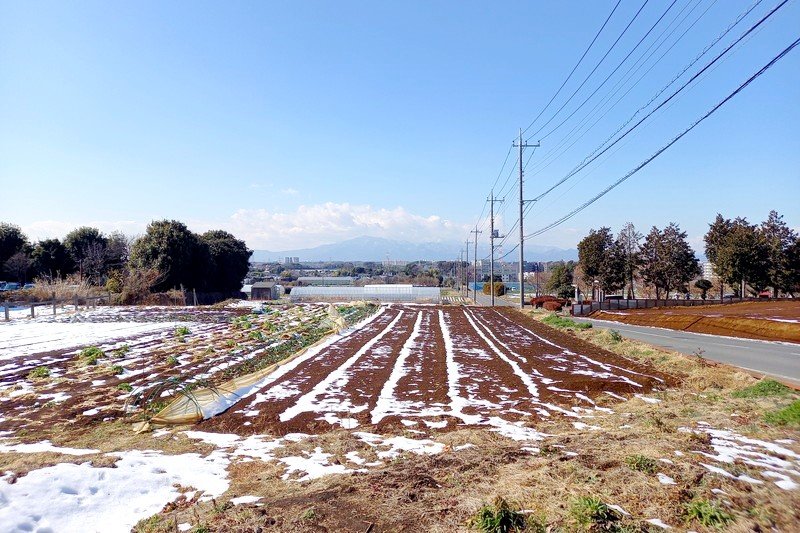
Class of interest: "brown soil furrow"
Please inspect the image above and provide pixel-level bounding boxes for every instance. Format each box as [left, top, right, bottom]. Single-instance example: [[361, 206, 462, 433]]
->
[[328, 309, 419, 426], [200, 308, 402, 435], [482, 308, 666, 393], [440, 308, 534, 422], [373, 308, 451, 432]]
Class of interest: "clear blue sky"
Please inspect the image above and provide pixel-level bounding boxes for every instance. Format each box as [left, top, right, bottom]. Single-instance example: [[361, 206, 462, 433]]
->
[[1, 1, 798, 254]]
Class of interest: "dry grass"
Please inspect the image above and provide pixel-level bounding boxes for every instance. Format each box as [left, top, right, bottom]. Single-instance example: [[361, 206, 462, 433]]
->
[[14, 275, 103, 302]]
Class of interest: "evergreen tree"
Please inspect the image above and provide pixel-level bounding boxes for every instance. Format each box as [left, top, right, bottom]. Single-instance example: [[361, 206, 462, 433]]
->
[[640, 223, 699, 299], [759, 210, 797, 296], [0, 223, 28, 268], [130, 220, 208, 291], [544, 261, 574, 299], [200, 230, 252, 292], [31, 239, 75, 279], [616, 222, 641, 298]]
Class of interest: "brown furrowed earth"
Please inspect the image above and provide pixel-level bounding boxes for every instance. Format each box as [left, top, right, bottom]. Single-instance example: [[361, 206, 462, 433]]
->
[[200, 305, 671, 437], [591, 300, 800, 343]]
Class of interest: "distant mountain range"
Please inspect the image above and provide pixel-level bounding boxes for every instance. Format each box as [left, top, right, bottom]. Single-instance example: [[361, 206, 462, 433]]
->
[[251, 236, 578, 263]]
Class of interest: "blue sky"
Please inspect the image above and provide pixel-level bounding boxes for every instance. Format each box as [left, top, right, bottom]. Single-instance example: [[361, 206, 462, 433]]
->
[[1, 1, 798, 254]]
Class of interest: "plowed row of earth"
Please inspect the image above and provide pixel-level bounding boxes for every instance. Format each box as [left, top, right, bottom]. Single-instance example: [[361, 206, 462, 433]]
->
[[201, 305, 670, 436], [591, 300, 800, 344]]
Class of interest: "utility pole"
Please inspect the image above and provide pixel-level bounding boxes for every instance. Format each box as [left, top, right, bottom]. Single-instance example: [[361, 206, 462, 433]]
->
[[512, 128, 540, 309], [488, 191, 504, 307], [471, 227, 481, 304], [456, 250, 464, 291], [464, 240, 470, 296], [459, 250, 465, 293]]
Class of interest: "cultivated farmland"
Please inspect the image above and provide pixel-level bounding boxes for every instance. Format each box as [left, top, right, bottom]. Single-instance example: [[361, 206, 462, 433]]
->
[[591, 300, 800, 343], [0, 302, 798, 532]]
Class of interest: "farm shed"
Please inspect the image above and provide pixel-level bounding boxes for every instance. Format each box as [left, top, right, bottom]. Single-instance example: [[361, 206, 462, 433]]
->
[[251, 281, 279, 300], [290, 284, 441, 303]]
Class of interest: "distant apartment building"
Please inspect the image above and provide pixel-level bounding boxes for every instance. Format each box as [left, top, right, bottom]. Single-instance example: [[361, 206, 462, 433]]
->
[[701, 261, 717, 280], [474, 260, 519, 282], [284, 256, 300, 265]]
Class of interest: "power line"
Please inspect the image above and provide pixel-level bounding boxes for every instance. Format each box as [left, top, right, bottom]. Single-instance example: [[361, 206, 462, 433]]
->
[[522, 0, 624, 137], [533, 0, 681, 143], [524, 0, 716, 178], [525, 35, 800, 239], [530, 0, 787, 204], [524, 0, 651, 141]]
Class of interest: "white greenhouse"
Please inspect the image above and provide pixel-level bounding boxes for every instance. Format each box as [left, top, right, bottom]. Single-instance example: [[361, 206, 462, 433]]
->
[[289, 284, 441, 303]]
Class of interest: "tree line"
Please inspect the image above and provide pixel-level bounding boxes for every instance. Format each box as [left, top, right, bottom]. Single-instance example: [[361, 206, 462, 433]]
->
[[0, 220, 252, 294], [544, 211, 799, 300]]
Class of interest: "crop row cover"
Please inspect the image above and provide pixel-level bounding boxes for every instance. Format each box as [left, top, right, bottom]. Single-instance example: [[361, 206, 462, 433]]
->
[[135, 304, 353, 431]]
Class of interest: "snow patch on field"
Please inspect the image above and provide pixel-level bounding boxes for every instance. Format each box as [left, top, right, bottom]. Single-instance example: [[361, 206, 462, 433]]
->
[[681, 424, 800, 490], [0, 321, 189, 360], [0, 439, 99, 456], [0, 449, 229, 533]]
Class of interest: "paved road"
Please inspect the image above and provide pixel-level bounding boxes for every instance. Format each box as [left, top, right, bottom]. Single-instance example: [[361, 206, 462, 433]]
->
[[472, 291, 517, 307], [573, 317, 800, 387]]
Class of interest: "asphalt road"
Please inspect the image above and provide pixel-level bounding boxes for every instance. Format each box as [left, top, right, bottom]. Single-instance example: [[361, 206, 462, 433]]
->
[[573, 317, 800, 387]]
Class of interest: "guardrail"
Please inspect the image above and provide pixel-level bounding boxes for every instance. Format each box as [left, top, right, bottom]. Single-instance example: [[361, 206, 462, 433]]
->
[[2, 293, 112, 321]]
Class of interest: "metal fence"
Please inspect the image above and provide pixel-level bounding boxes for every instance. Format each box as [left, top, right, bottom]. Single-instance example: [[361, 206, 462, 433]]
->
[[571, 297, 754, 317], [3, 294, 112, 321]]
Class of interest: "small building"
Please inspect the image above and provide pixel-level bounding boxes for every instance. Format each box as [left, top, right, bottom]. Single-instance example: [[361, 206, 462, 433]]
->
[[251, 281, 279, 300]]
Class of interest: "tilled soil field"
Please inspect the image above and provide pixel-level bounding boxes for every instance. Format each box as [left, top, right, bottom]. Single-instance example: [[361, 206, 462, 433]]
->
[[202, 305, 669, 436], [591, 300, 800, 343]]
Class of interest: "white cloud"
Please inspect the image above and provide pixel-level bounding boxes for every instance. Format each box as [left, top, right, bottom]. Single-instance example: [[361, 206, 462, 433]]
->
[[280, 188, 299, 195], [21, 220, 148, 241], [226, 202, 468, 249], [18, 204, 473, 251]]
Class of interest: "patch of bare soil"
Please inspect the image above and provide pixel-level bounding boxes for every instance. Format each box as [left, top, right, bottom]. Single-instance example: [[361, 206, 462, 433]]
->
[[592, 300, 800, 343]]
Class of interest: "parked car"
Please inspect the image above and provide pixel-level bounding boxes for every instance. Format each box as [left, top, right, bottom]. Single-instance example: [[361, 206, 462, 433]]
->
[[0, 282, 21, 292], [23, 283, 35, 290]]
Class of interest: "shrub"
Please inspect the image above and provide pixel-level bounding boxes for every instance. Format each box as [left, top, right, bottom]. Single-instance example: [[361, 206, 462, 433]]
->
[[608, 329, 623, 343], [469, 497, 526, 533], [732, 379, 791, 398], [684, 499, 733, 528], [530, 295, 567, 308], [78, 346, 104, 365], [764, 400, 800, 427], [109, 365, 124, 375], [625, 454, 657, 474], [482, 282, 506, 297], [175, 326, 190, 337], [570, 496, 620, 528], [165, 355, 179, 367], [105, 270, 123, 294], [541, 314, 591, 330], [112, 344, 131, 358], [542, 301, 562, 312], [28, 366, 50, 379], [118, 382, 133, 392]]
